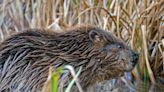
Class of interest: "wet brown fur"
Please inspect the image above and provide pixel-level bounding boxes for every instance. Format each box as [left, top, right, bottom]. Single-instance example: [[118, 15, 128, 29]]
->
[[0, 25, 138, 92]]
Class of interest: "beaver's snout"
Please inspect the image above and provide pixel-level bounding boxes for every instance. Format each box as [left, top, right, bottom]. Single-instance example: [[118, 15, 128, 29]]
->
[[131, 52, 139, 67]]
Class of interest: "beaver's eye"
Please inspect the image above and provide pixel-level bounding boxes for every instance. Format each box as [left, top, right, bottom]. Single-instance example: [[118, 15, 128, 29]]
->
[[117, 44, 123, 49], [105, 43, 124, 51], [117, 44, 122, 49]]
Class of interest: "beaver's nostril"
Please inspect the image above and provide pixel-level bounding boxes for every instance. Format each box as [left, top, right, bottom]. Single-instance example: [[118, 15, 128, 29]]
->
[[133, 52, 139, 59]]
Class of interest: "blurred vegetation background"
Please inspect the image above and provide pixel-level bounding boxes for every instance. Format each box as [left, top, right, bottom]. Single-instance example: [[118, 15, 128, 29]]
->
[[0, 0, 164, 91]]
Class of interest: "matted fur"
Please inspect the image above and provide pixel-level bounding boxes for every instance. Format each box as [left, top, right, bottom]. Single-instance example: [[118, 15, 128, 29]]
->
[[0, 25, 138, 92]]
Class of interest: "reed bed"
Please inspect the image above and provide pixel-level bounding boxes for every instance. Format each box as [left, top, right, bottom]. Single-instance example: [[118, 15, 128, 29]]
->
[[0, 0, 164, 91]]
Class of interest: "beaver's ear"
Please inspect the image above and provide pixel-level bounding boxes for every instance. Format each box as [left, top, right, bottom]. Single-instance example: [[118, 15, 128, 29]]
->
[[89, 30, 104, 43]]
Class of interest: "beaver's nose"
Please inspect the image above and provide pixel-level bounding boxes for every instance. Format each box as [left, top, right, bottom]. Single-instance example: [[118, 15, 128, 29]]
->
[[132, 52, 139, 66]]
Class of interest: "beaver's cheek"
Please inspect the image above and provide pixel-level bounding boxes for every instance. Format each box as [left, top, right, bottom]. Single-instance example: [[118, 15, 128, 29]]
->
[[119, 59, 134, 72]]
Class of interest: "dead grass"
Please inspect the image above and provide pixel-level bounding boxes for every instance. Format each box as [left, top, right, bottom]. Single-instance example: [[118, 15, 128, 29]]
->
[[0, 0, 164, 88]]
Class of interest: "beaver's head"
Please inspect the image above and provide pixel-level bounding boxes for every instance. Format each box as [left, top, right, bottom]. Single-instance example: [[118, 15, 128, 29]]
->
[[73, 26, 139, 84]]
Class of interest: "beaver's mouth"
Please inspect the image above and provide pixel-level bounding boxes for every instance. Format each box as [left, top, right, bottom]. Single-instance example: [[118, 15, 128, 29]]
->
[[125, 64, 135, 72]]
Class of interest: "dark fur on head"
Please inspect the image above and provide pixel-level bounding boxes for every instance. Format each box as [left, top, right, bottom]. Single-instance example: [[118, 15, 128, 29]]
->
[[0, 25, 139, 92]]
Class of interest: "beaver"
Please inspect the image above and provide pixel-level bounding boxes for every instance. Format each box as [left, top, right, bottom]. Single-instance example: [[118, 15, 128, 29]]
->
[[0, 25, 139, 92]]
